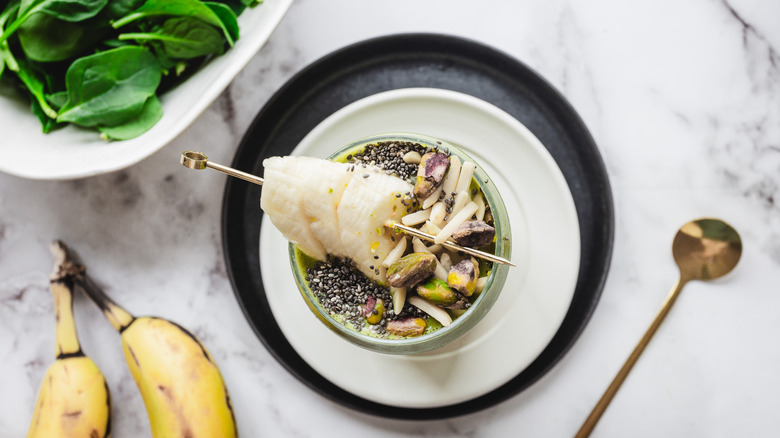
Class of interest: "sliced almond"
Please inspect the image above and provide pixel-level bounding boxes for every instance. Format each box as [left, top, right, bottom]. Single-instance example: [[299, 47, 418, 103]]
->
[[474, 193, 486, 221], [449, 190, 470, 219], [423, 220, 442, 236], [429, 201, 447, 227], [441, 155, 462, 195], [382, 236, 408, 268], [390, 286, 407, 314], [475, 276, 488, 293], [422, 184, 443, 209], [401, 208, 430, 226], [439, 252, 453, 271], [435, 201, 478, 244], [455, 161, 476, 193], [408, 296, 452, 327]]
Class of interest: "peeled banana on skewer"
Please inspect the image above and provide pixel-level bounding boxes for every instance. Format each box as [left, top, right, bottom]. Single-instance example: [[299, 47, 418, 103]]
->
[[55, 241, 237, 438], [26, 242, 111, 438], [261, 156, 413, 283]]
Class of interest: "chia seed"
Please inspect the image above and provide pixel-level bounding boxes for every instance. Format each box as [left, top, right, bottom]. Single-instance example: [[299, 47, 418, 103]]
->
[[306, 256, 426, 337], [347, 141, 428, 184]]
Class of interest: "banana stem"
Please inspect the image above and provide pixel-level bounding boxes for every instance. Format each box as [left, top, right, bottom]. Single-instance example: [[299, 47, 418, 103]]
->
[[75, 274, 135, 333], [50, 279, 82, 358], [49, 241, 83, 358], [49, 240, 135, 332]]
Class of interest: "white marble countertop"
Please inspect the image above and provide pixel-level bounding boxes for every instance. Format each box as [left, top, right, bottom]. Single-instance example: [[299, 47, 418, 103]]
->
[[2, 0, 779, 436]]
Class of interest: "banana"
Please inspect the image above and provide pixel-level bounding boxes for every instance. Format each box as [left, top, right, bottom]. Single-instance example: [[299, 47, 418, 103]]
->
[[261, 156, 413, 283], [54, 242, 237, 438], [26, 242, 111, 438]]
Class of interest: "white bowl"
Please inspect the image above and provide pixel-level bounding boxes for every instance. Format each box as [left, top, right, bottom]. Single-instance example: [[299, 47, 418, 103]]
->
[[0, 0, 293, 180]]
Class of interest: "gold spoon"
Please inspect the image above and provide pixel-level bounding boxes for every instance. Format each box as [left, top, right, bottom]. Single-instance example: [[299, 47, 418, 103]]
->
[[576, 218, 742, 437], [180, 151, 515, 266]]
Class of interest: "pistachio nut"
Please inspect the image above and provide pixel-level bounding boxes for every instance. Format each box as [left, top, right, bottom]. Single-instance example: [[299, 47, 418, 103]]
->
[[451, 220, 495, 248], [365, 298, 384, 325], [386, 317, 427, 337], [444, 295, 470, 310], [447, 257, 479, 296], [413, 152, 450, 199], [416, 277, 459, 306], [386, 252, 437, 288]]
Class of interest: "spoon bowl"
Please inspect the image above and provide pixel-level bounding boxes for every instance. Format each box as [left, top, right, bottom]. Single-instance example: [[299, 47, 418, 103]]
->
[[672, 218, 742, 282]]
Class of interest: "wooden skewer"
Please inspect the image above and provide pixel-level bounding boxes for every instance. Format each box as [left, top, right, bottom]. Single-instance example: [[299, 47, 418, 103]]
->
[[181, 151, 514, 266]]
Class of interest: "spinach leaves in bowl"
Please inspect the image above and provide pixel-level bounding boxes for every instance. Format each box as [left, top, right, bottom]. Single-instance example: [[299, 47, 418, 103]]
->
[[0, 0, 260, 140]]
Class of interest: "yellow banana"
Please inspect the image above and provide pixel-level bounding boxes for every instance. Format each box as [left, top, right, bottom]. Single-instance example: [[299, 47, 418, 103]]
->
[[59, 242, 237, 438], [26, 242, 111, 438]]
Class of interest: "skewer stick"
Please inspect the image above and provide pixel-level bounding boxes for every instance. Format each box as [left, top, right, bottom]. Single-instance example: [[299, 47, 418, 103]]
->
[[180, 151, 514, 266]]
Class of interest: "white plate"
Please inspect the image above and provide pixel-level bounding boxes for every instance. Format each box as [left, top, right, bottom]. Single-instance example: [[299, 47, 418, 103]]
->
[[0, 0, 293, 180], [259, 88, 580, 408]]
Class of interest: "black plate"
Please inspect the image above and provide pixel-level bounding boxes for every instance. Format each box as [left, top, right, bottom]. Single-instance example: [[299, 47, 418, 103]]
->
[[222, 33, 613, 419]]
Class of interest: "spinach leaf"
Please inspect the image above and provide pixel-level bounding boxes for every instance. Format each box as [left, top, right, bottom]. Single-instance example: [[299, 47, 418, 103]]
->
[[45, 89, 68, 109], [31, 94, 59, 132], [203, 2, 237, 42], [0, 1, 19, 79], [119, 16, 224, 59], [105, 0, 142, 19], [101, 37, 134, 48], [0, 0, 108, 44], [58, 45, 161, 127], [1, 0, 257, 140], [19, 0, 106, 21], [10, 55, 58, 119], [206, 0, 261, 16], [207, 0, 245, 16], [98, 94, 161, 140], [18, 12, 104, 62], [112, 0, 234, 46]]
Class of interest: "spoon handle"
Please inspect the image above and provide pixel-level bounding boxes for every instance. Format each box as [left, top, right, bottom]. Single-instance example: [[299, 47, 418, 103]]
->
[[576, 277, 688, 438]]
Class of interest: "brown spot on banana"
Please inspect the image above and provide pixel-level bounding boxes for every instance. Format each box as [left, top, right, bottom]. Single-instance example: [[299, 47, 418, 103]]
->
[[127, 346, 141, 369], [156, 384, 195, 438]]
